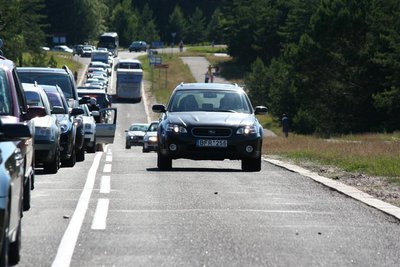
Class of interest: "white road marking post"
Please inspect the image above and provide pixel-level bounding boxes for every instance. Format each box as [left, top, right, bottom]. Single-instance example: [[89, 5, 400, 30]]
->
[[100, 176, 110, 194], [103, 164, 112, 173], [91, 199, 110, 230], [52, 152, 103, 267]]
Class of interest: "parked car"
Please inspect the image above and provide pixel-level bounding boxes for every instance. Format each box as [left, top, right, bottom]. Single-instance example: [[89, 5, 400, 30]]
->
[[23, 83, 62, 174], [41, 84, 84, 167], [89, 60, 111, 76], [0, 121, 31, 266], [142, 121, 159, 153], [129, 41, 147, 52], [81, 47, 93, 58], [86, 67, 108, 79], [72, 44, 84, 56], [152, 83, 268, 171], [51, 45, 73, 53], [17, 66, 87, 164], [0, 56, 46, 266], [77, 88, 112, 124], [80, 104, 97, 153], [125, 123, 149, 149]]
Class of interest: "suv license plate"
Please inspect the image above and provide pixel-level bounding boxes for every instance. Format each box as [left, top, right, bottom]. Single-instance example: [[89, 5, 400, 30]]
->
[[196, 139, 227, 147]]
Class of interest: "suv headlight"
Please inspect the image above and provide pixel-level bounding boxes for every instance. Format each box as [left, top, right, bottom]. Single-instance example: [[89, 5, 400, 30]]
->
[[35, 127, 52, 137], [60, 120, 70, 133], [236, 125, 257, 135], [166, 124, 187, 133]]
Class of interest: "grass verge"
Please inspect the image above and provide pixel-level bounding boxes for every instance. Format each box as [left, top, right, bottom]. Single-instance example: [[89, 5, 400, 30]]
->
[[141, 45, 400, 186], [139, 53, 196, 104], [22, 51, 82, 74]]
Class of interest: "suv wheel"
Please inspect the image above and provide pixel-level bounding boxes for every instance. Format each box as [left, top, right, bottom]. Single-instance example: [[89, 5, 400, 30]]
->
[[62, 147, 76, 167], [23, 176, 31, 211], [157, 151, 172, 170], [9, 222, 21, 265], [76, 147, 85, 162], [241, 156, 261, 172], [44, 147, 60, 174]]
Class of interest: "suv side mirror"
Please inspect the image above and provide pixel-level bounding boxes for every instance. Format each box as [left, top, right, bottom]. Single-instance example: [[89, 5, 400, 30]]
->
[[79, 96, 91, 105], [51, 106, 65, 114], [25, 106, 46, 120], [71, 107, 84, 116], [152, 104, 166, 113], [254, 106, 267, 115]]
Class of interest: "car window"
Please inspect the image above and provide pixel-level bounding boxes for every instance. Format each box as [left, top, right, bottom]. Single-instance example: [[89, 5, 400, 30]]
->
[[0, 69, 12, 115], [18, 72, 74, 99], [118, 63, 142, 69], [45, 90, 67, 112], [25, 91, 45, 108], [129, 124, 148, 131], [148, 123, 158, 131], [169, 89, 251, 113]]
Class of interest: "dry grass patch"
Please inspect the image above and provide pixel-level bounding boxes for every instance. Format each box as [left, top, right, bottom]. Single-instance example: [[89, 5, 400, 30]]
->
[[140, 54, 196, 104], [263, 134, 400, 182]]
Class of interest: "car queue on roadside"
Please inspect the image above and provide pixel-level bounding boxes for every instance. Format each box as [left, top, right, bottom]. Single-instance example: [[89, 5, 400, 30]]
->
[[0, 44, 117, 265]]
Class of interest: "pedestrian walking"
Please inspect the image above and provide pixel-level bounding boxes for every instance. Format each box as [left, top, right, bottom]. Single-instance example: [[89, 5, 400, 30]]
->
[[282, 113, 289, 137], [204, 71, 209, 83], [208, 65, 214, 83], [179, 40, 184, 52]]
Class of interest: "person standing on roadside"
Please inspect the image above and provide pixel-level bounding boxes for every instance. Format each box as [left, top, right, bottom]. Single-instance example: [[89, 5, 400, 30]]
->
[[204, 71, 209, 83], [179, 40, 184, 52], [208, 65, 214, 83], [282, 113, 289, 137]]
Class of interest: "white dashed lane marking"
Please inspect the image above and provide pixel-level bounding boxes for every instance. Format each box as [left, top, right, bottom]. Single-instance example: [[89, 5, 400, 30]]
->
[[91, 198, 110, 230], [103, 164, 112, 173], [100, 176, 110, 194]]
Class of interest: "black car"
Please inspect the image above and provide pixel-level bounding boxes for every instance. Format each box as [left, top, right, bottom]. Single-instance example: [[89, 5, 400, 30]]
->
[[128, 41, 147, 52], [152, 83, 267, 171], [42, 85, 84, 167], [17, 66, 87, 163]]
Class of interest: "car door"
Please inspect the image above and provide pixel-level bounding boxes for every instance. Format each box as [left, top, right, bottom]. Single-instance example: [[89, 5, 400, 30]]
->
[[95, 108, 117, 144]]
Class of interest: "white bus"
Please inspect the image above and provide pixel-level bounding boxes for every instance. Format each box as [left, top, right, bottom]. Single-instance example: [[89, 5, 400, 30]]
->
[[115, 59, 143, 102], [98, 32, 119, 57]]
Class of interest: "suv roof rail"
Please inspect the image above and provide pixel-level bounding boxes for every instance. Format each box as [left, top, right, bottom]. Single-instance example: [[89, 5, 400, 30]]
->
[[62, 65, 70, 72]]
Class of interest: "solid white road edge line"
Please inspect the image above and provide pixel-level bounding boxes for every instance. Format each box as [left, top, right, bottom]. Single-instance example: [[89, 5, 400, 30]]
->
[[91, 199, 110, 230], [100, 176, 110, 194], [51, 152, 103, 267], [263, 157, 400, 220], [141, 80, 152, 123]]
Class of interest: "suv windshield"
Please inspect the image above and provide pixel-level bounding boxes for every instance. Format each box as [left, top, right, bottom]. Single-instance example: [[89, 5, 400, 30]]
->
[[17, 72, 74, 99], [169, 89, 252, 113], [0, 69, 12, 115]]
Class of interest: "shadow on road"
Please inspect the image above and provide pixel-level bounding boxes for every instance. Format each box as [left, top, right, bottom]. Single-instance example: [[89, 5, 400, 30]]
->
[[146, 167, 243, 173]]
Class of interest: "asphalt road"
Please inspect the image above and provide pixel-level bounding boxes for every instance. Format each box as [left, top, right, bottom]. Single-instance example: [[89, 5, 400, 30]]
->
[[18, 51, 400, 267]]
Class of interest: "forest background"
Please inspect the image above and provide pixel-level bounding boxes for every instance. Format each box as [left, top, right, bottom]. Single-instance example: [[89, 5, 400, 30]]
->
[[0, 0, 399, 135]]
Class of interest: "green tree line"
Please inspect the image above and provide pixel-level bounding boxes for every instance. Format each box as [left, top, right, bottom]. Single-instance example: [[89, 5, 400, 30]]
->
[[221, 0, 400, 135], [1, 0, 399, 135], [0, 0, 224, 62]]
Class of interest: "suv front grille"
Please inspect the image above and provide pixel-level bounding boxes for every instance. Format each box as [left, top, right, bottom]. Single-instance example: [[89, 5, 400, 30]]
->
[[191, 127, 232, 137]]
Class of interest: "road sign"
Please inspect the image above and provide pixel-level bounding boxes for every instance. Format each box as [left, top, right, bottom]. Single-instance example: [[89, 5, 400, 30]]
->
[[154, 64, 169, 69]]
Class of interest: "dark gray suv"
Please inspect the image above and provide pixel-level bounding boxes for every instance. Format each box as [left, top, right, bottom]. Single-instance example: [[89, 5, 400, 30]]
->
[[17, 66, 86, 165]]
